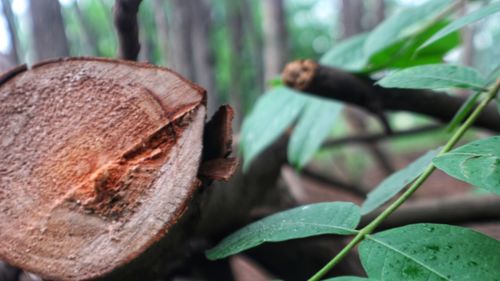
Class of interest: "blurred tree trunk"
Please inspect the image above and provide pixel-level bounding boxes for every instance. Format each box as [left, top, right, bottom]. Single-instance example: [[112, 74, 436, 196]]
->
[[370, 0, 385, 28], [168, 0, 195, 80], [459, 0, 474, 67], [73, 1, 98, 56], [262, 0, 288, 84], [139, 23, 154, 62], [153, 0, 170, 65], [456, 0, 474, 97], [341, 0, 364, 39], [1, 0, 20, 64], [29, 0, 69, 61], [242, 0, 264, 93], [190, 0, 219, 116], [227, 1, 245, 129]]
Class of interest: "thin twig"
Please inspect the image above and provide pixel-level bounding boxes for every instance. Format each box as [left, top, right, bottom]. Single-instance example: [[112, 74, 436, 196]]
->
[[322, 124, 442, 149], [300, 167, 367, 198]]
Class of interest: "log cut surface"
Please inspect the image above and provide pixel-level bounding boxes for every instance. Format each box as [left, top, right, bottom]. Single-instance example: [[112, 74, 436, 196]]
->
[[0, 57, 206, 280]]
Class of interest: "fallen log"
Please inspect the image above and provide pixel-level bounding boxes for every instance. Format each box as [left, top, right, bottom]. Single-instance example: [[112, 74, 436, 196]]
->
[[0, 57, 235, 281]]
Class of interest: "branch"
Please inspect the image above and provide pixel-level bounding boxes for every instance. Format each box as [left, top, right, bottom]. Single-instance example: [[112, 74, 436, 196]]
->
[[113, 0, 143, 60], [361, 195, 500, 229], [300, 167, 367, 198], [322, 124, 442, 148], [282, 60, 500, 132]]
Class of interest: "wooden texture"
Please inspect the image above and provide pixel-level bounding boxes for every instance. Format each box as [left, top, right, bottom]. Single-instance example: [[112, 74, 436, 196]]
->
[[0, 57, 208, 280]]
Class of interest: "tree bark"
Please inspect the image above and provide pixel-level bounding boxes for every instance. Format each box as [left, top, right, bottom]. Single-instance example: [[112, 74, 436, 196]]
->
[[29, 0, 69, 61], [1, 0, 20, 64], [262, 0, 288, 84], [283, 60, 500, 132]]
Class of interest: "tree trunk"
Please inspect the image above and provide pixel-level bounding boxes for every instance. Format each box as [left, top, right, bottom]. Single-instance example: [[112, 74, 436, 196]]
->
[[241, 0, 264, 93], [153, 0, 170, 65], [73, 1, 99, 56], [113, 0, 142, 61], [227, 1, 245, 129], [190, 0, 219, 117], [369, 0, 385, 28], [168, 0, 195, 80], [1, 0, 20, 64], [262, 0, 288, 83], [138, 22, 154, 62], [29, 0, 69, 61], [340, 0, 364, 39]]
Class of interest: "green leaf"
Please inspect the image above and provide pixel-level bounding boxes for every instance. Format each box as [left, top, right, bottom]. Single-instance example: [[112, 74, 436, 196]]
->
[[359, 224, 500, 281], [288, 98, 342, 168], [433, 136, 500, 195], [377, 64, 487, 91], [206, 202, 360, 260], [362, 149, 439, 215], [364, 0, 452, 58], [323, 277, 378, 281], [368, 21, 460, 70], [419, 3, 500, 50], [240, 87, 306, 171], [320, 33, 369, 72], [446, 91, 482, 132]]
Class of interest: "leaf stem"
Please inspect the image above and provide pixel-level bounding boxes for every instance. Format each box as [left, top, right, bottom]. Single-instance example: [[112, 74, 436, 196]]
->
[[308, 78, 500, 281]]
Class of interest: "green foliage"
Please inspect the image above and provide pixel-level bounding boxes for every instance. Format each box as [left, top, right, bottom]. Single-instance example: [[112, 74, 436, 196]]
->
[[364, 0, 452, 59], [320, 20, 459, 73], [361, 148, 440, 215], [377, 64, 487, 91], [240, 87, 306, 170], [320, 33, 369, 72], [240, 87, 342, 170], [288, 98, 342, 168], [419, 2, 500, 50], [206, 202, 360, 260], [205, 2, 500, 280], [433, 136, 500, 195], [359, 224, 500, 280], [367, 20, 460, 70]]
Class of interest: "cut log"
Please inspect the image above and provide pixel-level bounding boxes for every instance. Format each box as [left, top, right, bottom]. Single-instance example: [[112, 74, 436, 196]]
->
[[0, 57, 226, 280]]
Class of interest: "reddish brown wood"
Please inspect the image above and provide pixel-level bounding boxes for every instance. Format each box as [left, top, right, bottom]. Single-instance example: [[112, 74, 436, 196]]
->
[[0, 57, 211, 280]]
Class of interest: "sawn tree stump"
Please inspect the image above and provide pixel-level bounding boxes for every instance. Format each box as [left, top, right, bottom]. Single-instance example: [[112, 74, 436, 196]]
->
[[0, 57, 235, 280]]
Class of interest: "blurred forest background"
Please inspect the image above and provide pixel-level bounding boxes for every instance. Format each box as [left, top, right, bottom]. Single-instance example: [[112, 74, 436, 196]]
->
[[1, 0, 499, 120], [1, 0, 500, 206]]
